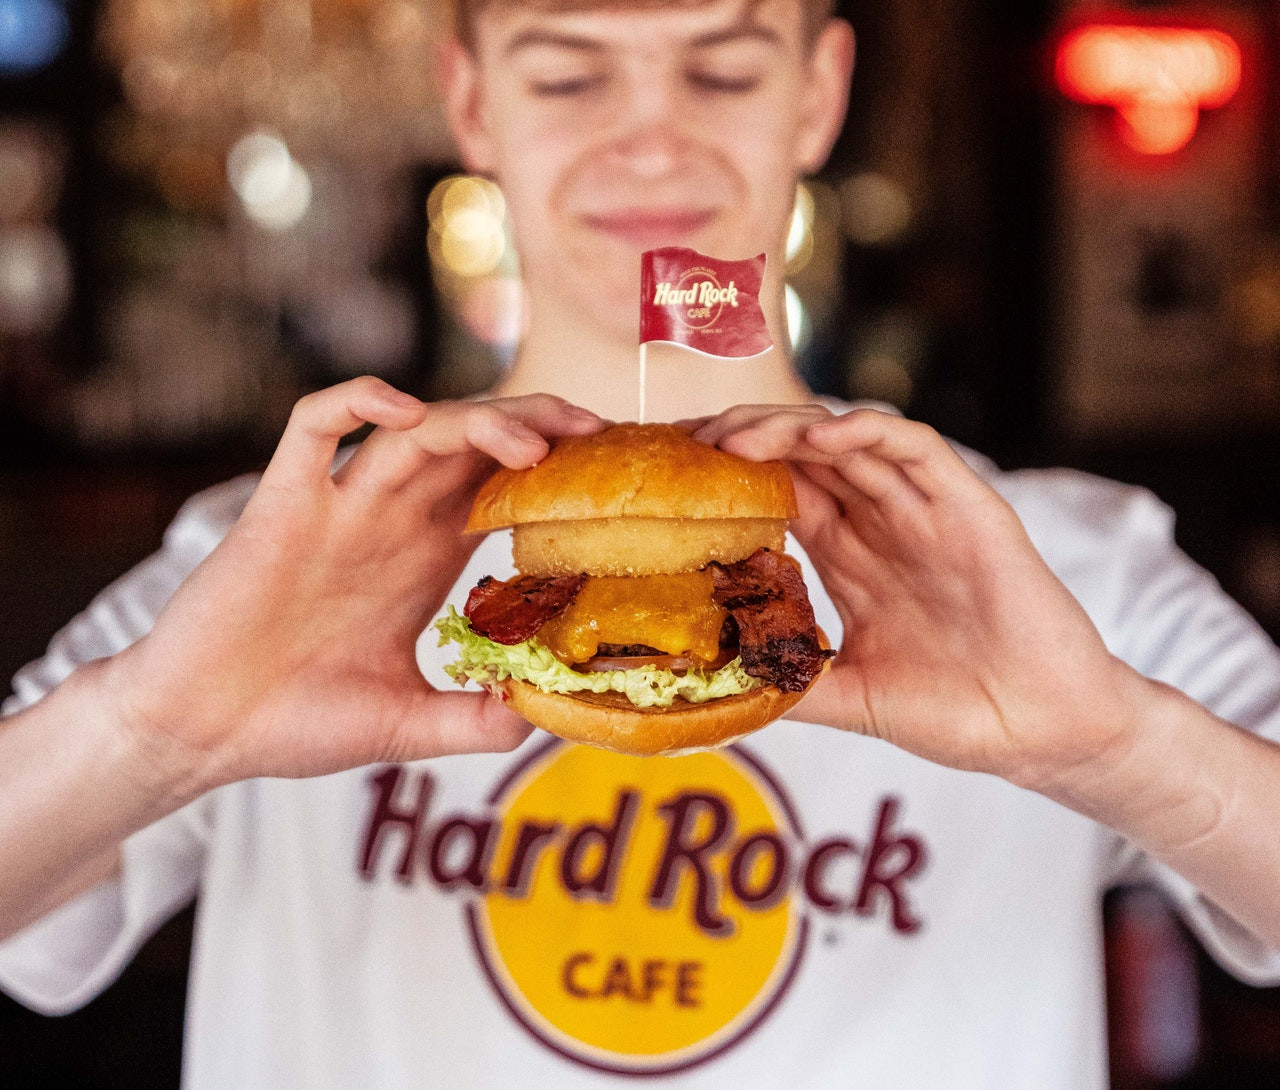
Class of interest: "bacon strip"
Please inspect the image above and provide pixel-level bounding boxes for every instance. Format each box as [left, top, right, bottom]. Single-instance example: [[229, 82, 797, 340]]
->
[[464, 574, 586, 645], [710, 549, 833, 693]]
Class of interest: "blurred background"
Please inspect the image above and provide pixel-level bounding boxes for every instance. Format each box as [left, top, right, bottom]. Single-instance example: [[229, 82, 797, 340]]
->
[[0, 0, 1278, 1086]]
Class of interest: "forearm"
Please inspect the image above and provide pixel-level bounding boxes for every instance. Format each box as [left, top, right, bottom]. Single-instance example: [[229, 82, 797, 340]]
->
[[1027, 663, 1280, 950], [0, 653, 208, 941]]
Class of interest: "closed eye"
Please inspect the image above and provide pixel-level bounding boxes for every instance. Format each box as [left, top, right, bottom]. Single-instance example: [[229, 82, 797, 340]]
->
[[529, 75, 605, 97], [688, 72, 763, 94]]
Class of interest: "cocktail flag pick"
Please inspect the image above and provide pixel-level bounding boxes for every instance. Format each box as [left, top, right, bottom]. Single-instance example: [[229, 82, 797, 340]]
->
[[637, 247, 772, 423]]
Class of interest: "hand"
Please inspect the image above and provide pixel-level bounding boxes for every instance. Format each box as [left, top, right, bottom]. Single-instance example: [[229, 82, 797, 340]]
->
[[104, 379, 603, 790], [695, 405, 1145, 790]]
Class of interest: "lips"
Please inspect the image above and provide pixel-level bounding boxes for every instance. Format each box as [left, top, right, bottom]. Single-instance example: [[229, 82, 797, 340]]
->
[[580, 208, 718, 249]]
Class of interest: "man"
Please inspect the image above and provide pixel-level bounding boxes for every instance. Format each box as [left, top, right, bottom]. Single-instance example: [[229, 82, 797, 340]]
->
[[3, 1, 1280, 1086]]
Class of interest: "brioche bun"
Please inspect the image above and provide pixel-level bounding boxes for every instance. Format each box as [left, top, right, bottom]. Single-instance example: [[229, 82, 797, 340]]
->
[[468, 422, 796, 529], [496, 677, 809, 757]]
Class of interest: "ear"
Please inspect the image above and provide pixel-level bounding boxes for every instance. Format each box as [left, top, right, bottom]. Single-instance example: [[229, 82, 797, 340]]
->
[[795, 20, 856, 175], [438, 36, 498, 175]]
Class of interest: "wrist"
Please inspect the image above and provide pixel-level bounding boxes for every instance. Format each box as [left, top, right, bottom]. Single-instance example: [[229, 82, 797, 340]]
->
[[87, 645, 229, 808], [1018, 662, 1231, 855]]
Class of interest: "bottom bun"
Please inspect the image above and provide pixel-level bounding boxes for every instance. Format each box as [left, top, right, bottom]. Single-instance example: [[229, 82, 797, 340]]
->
[[496, 679, 808, 757]]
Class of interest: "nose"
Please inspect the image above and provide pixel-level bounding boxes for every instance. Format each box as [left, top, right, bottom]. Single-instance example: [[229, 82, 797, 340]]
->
[[604, 70, 687, 179]]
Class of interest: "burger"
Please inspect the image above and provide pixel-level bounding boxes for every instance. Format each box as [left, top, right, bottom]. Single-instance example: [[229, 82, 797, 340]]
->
[[435, 423, 832, 756]]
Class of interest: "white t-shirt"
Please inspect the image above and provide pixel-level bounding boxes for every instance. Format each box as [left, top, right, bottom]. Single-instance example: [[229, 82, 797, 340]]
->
[[4, 443, 1280, 1089]]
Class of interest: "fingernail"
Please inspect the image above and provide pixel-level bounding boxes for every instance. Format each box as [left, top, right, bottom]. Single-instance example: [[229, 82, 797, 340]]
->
[[385, 389, 424, 409], [806, 419, 842, 444], [807, 417, 837, 433], [508, 420, 544, 445]]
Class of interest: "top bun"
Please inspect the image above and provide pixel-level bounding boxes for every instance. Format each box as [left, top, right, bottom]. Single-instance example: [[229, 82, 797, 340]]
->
[[467, 423, 797, 532]]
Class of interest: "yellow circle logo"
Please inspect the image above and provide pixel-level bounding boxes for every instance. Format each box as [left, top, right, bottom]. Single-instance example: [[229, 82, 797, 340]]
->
[[468, 740, 806, 1075]]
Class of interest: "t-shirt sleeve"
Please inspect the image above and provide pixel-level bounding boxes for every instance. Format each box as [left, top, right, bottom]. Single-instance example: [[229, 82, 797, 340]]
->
[[0, 475, 258, 1014], [1093, 487, 1280, 985]]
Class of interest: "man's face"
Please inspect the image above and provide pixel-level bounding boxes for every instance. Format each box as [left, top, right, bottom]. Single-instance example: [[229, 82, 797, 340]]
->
[[447, 0, 851, 337]]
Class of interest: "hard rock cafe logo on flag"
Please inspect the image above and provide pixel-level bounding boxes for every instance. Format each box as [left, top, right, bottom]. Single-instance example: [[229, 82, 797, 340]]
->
[[640, 247, 773, 359], [357, 741, 930, 1076]]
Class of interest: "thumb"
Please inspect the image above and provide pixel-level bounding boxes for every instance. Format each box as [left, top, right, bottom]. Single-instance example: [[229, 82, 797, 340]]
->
[[792, 672, 868, 735], [383, 689, 536, 762]]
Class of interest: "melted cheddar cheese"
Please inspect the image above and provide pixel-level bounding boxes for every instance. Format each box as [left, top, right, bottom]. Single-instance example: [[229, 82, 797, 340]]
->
[[537, 571, 728, 665]]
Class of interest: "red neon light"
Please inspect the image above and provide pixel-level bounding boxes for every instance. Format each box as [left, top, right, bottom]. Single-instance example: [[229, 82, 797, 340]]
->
[[1056, 25, 1242, 154]]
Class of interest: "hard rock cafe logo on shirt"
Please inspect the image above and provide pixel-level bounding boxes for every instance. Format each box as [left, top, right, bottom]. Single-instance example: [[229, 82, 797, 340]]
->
[[356, 740, 928, 1077]]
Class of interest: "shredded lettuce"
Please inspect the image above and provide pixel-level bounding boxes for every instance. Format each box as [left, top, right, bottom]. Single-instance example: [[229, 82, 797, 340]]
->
[[435, 607, 760, 709]]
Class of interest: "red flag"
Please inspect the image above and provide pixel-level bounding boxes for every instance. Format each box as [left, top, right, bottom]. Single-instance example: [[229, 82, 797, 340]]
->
[[640, 247, 773, 359]]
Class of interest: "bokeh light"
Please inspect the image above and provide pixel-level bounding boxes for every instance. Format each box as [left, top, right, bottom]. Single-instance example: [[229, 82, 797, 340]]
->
[[841, 172, 913, 247], [0, 224, 71, 333], [786, 184, 816, 273], [851, 352, 913, 406], [99, 0, 454, 169], [0, 0, 69, 76], [0, 123, 65, 223], [226, 130, 312, 230], [1055, 25, 1241, 156], [785, 283, 809, 352], [848, 316, 925, 408], [428, 174, 509, 280]]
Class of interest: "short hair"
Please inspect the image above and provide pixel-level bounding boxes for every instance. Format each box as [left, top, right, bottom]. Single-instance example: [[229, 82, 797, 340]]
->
[[453, 0, 838, 51]]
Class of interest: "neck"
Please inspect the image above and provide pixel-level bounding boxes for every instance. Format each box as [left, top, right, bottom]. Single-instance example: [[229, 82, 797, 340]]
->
[[490, 279, 814, 422]]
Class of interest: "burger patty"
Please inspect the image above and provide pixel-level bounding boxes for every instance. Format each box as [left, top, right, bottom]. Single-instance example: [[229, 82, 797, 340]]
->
[[708, 549, 835, 693], [463, 549, 832, 694], [593, 642, 664, 657], [464, 573, 587, 644]]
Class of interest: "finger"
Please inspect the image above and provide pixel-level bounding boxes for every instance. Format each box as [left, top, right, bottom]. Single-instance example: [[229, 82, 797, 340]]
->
[[794, 460, 899, 529], [790, 464, 889, 579], [261, 377, 427, 492], [805, 410, 981, 502], [791, 671, 875, 736], [383, 690, 535, 761], [787, 465, 845, 541], [705, 410, 836, 464], [828, 449, 931, 509], [670, 415, 713, 433], [692, 403, 832, 448], [712, 410, 928, 511], [338, 396, 603, 495], [485, 393, 605, 440], [708, 409, 935, 541], [418, 401, 553, 466], [333, 404, 539, 500], [793, 458, 942, 585]]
